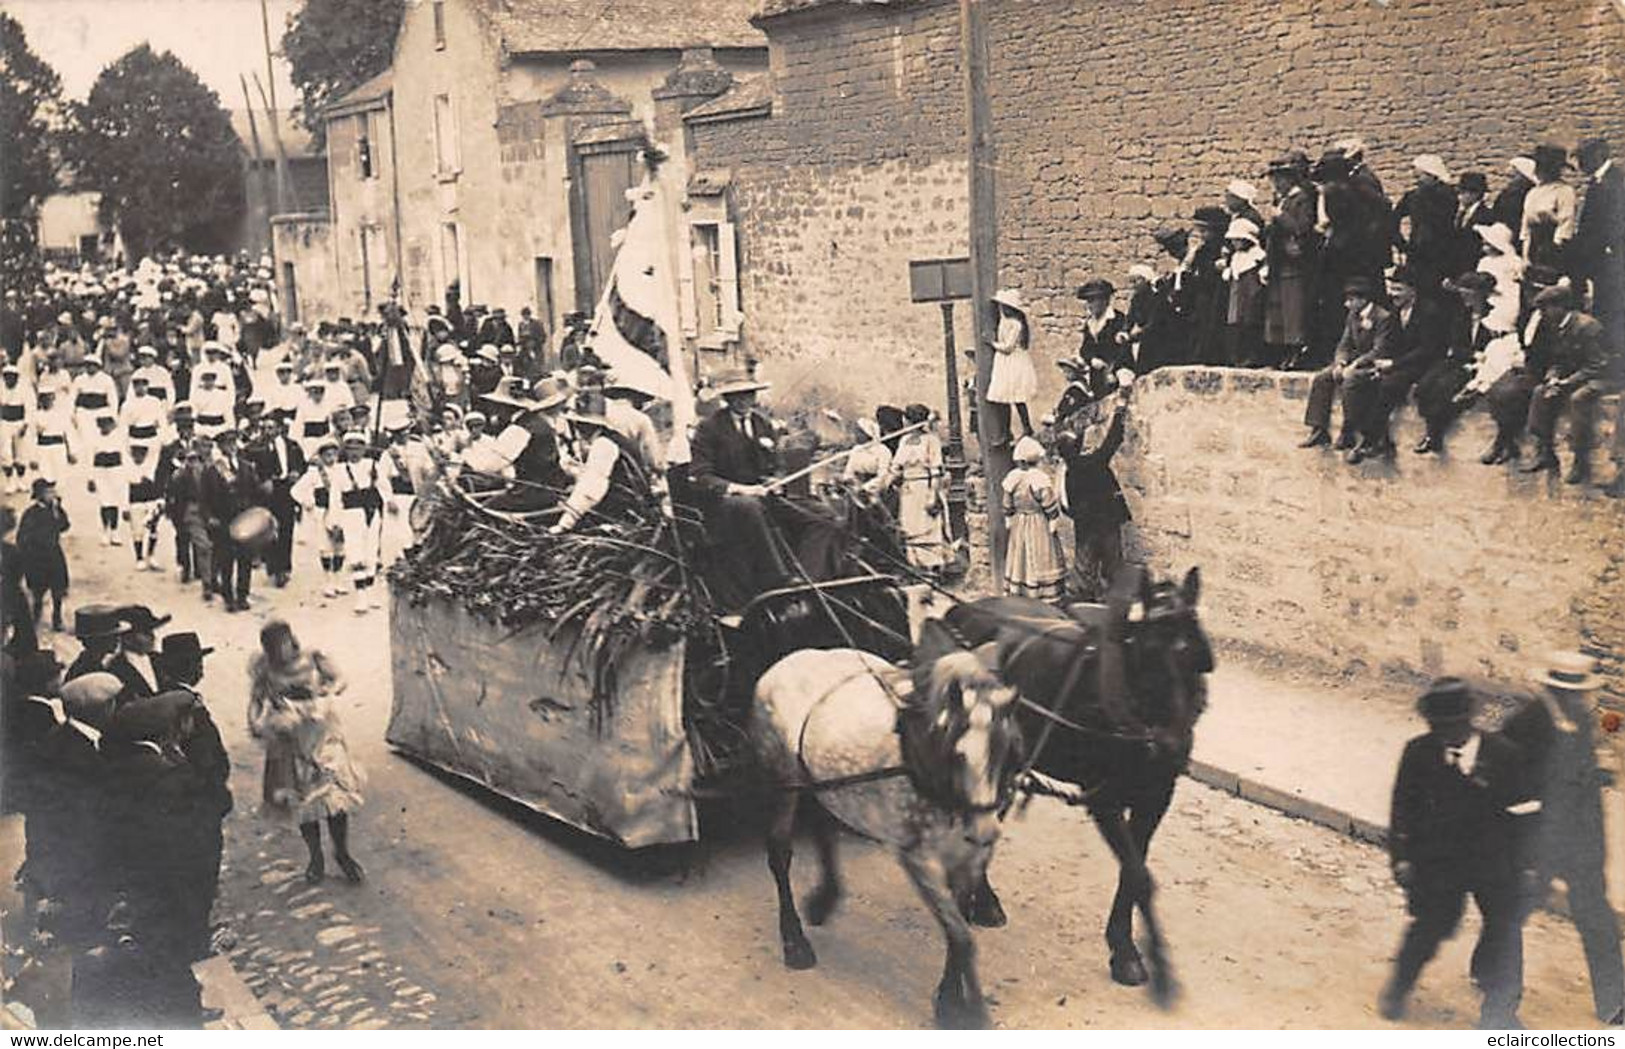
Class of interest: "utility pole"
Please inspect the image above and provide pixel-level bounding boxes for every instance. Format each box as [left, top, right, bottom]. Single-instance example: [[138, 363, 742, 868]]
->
[[259, 0, 289, 215], [959, 0, 1009, 590]]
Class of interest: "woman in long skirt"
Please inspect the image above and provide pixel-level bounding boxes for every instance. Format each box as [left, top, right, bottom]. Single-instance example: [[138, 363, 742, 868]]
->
[[247, 620, 366, 884], [889, 403, 954, 575], [1002, 436, 1067, 601], [987, 289, 1038, 445]]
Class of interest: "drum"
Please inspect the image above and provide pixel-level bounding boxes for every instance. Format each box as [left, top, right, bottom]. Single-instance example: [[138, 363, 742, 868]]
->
[[229, 506, 279, 550]]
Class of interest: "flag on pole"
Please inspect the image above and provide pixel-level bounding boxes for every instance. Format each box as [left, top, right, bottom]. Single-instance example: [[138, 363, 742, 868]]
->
[[583, 171, 696, 460]]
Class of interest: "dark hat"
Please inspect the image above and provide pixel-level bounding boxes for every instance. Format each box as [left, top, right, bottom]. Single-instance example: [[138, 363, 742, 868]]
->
[[1533, 284, 1575, 309], [159, 631, 214, 662], [1075, 278, 1116, 300], [1342, 275, 1379, 298], [74, 604, 127, 640], [1417, 678, 1474, 722], [1191, 205, 1231, 230], [1151, 226, 1188, 250], [30, 477, 55, 498], [1577, 137, 1611, 164], [1310, 149, 1352, 183], [1445, 271, 1497, 296], [903, 402, 933, 425], [1385, 265, 1418, 288], [1265, 150, 1311, 176], [116, 604, 172, 633], [1457, 171, 1488, 194], [1531, 143, 1570, 175], [1523, 263, 1563, 289]]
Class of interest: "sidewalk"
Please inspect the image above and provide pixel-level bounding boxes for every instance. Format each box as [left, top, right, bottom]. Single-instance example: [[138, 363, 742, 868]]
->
[[1191, 649, 1625, 917]]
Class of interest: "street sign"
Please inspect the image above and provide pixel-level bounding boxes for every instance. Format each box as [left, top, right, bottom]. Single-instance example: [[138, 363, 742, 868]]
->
[[908, 257, 974, 303]]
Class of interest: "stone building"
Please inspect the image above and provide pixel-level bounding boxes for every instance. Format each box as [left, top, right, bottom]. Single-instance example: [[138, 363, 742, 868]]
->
[[278, 0, 769, 335], [684, 0, 1625, 414]]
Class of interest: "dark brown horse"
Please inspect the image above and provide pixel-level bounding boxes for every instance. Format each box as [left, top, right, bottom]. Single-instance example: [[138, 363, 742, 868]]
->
[[944, 566, 1212, 1004]]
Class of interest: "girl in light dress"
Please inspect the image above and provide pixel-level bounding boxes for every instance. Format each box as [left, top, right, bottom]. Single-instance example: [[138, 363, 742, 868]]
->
[[889, 403, 954, 575], [1002, 436, 1068, 601], [247, 620, 366, 885], [987, 288, 1038, 446]]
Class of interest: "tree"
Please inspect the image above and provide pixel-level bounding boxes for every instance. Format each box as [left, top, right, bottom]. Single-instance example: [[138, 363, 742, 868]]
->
[[283, 0, 403, 150], [0, 12, 63, 286], [64, 45, 245, 260]]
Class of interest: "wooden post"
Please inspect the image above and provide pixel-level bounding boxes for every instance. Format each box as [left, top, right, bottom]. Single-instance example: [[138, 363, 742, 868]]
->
[[939, 301, 970, 577], [960, 0, 1008, 590]]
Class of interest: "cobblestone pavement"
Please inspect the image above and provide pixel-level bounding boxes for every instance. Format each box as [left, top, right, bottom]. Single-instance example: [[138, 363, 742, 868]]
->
[[14, 481, 1610, 1030]]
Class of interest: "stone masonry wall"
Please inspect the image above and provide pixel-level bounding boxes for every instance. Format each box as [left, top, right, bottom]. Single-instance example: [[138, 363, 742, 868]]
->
[[986, 0, 1625, 410], [1119, 368, 1625, 704], [686, 1, 972, 416]]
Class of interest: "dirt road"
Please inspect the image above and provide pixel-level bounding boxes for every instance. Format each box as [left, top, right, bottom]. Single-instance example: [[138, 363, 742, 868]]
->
[[18, 483, 1608, 1030]]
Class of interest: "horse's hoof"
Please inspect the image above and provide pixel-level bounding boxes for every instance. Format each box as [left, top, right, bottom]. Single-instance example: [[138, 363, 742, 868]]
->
[[934, 996, 991, 1031], [968, 890, 1007, 929], [1110, 952, 1149, 987], [782, 938, 817, 971], [803, 885, 841, 927], [1148, 968, 1179, 1009]]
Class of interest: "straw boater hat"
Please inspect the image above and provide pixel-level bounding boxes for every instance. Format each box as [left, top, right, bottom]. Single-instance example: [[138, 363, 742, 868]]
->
[[1225, 179, 1258, 203], [1475, 223, 1517, 256], [710, 368, 770, 397], [1532, 651, 1604, 691], [1413, 154, 1453, 183], [1508, 156, 1537, 182], [992, 288, 1025, 312]]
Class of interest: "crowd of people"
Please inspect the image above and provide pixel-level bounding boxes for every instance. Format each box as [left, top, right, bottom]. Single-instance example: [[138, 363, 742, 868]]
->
[[983, 134, 1623, 494]]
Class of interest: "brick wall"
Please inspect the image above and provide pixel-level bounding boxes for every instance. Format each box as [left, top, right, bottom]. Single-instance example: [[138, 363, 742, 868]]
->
[[686, 0, 972, 415], [1119, 367, 1625, 704], [986, 0, 1625, 408]]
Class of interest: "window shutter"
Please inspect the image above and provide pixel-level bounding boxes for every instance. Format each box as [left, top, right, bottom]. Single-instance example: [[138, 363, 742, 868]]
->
[[718, 221, 740, 334], [677, 222, 699, 338]]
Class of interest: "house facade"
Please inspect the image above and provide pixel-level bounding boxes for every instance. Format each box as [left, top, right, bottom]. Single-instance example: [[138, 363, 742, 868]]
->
[[279, 0, 768, 337], [684, 0, 1625, 415]]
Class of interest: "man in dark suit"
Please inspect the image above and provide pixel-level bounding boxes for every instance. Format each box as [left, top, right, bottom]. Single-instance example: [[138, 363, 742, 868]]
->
[[1572, 139, 1624, 349], [250, 414, 306, 587], [1498, 652, 1624, 1026], [106, 604, 171, 703], [1300, 276, 1393, 454], [203, 429, 266, 612], [688, 370, 793, 609], [1359, 266, 1450, 458], [1075, 278, 1132, 372], [1380, 678, 1532, 1029], [1414, 273, 1500, 455], [1056, 388, 1130, 601], [1451, 172, 1495, 279], [65, 605, 126, 681], [1521, 285, 1613, 484]]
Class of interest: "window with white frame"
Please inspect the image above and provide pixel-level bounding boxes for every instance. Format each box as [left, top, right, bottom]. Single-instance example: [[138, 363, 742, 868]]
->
[[433, 93, 458, 177], [678, 199, 739, 346]]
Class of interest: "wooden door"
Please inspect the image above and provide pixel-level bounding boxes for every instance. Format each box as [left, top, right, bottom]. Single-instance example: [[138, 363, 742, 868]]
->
[[572, 143, 639, 309]]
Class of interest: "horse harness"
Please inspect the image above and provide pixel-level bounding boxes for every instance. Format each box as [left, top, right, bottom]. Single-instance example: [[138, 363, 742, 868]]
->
[[789, 662, 914, 796]]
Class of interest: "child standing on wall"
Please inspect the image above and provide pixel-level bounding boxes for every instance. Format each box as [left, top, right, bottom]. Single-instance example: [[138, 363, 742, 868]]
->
[[1002, 436, 1068, 601]]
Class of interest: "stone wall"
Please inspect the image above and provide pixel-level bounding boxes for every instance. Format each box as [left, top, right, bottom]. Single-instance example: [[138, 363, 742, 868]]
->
[[691, 0, 1625, 414], [1119, 367, 1625, 703], [985, 0, 1625, 410], [270, 215, 339, 327], [685, 0, 972, 416]]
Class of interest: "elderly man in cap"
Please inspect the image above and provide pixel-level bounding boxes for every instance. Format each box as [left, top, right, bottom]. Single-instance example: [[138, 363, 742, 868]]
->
[[1498, 651, 1624, 1025], [1299, 275, 1394, 456], [1380, 678, 1533, 1029], [1520, 284, 1612, 484]]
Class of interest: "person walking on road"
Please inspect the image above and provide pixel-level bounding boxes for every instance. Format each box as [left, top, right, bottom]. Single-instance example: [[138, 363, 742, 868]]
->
[[247, 620, 366, 886], [1380, 678, 1534, 1029], [1499, 651, 1625, 1027]]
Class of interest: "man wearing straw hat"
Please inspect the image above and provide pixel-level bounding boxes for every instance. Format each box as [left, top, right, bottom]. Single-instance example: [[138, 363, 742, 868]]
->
[[689, 368, 794, 605], [1500, 652, 1624, 1026]]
